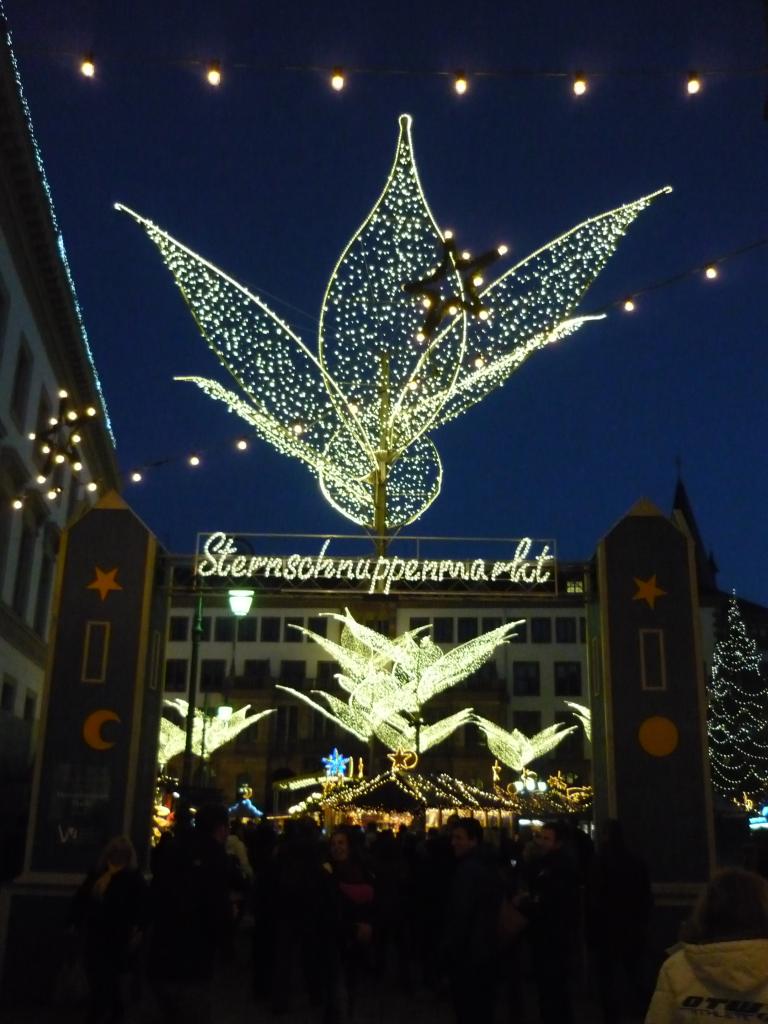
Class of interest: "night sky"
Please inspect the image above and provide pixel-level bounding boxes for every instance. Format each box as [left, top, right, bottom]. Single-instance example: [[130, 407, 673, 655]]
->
[[6, 1, 768, 602]]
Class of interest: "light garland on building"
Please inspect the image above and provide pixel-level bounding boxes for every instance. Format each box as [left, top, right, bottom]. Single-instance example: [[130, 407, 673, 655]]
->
[[157, 698, 274, 764], [117, 114, 668, 539], [707, 596, 768, 801], [276, 608, 520, 753], [474, 715, 576, 773]]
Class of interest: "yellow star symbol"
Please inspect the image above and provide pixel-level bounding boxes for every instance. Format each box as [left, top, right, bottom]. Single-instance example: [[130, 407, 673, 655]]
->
[[87, 567, 123, 601], [633, 574, 666, 610], [387, 748, 418, 772]]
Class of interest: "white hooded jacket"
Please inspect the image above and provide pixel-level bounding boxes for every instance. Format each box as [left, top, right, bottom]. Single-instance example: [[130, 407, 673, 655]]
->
[[645, 939, 768, 1022]]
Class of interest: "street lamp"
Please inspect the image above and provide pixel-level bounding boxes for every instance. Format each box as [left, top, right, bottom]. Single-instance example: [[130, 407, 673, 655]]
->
[[219, 589, 255, 718]]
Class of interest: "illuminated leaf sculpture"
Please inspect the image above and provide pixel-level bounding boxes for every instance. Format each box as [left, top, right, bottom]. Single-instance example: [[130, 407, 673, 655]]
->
[[277, 609, 521, 753], [117, 116, 669, 543], [157, 698, 274, 764], [563, 700, 592, 742], [475, 715, 576, 773]]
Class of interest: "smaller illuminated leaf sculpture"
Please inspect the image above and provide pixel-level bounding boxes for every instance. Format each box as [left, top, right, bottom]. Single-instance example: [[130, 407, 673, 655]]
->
[[158, 699, 274, 764], [475, 715, 576, 773], [117, 115, 669, 544], [277, 609, 521, 753], [563, 700, 592, 742]]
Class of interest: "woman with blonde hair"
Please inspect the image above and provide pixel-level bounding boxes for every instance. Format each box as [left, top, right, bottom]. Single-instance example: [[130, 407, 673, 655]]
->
[[645, 868, 768, 1022]]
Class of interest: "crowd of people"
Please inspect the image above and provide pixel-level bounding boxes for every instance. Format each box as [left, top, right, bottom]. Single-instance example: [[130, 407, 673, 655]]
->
[[63, 809, 768, 1024]]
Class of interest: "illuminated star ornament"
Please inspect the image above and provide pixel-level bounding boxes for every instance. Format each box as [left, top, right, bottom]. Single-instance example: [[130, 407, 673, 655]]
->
[[87, 566, 123, 601], [633, 574, 667, 609], [117, 116, 670, 544], [322, 747, 351, 778]]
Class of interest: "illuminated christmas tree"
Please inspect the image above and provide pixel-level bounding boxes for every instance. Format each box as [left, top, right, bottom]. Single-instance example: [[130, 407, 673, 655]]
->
[[708, 596, 768, 802], [118, 115, 669, 550]]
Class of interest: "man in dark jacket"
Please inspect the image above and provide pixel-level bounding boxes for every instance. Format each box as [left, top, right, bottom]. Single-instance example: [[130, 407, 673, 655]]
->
[[445, 818, 502, 1024]]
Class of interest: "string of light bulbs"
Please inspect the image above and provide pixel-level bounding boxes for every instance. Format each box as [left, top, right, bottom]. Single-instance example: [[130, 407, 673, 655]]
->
[[30, 49, 766, 100]]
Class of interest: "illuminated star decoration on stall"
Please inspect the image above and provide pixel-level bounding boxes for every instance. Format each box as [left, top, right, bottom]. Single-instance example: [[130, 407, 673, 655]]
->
[[633, 574, 667, 609], [87, 566, 123, 601], [117, 115, 670, 544], [276, 609, 521, 754], [322, 747, 351, 778], [387, 748, 419, 772]]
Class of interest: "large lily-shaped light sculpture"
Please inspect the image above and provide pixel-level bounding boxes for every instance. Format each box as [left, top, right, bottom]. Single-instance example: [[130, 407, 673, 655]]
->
[[117, 115, 670, 550], [276, 609, 521, 754], [475, 715, 577, 773]]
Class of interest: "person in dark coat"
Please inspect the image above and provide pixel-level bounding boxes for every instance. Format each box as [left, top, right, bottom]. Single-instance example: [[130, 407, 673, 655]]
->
[[70, 834, 148, 1024], [587, 819, 653, 1023], [445, 818, 503, 1024], [148, 804, 232, 1024], [520, 820, 581, 1024]]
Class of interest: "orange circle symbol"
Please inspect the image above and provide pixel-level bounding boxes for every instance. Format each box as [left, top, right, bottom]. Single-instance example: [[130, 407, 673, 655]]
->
[[638, 716, 679, 757]]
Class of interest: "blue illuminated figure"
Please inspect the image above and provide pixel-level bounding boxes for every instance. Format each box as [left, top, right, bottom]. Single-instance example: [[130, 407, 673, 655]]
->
[[322, 748, 351, 778]]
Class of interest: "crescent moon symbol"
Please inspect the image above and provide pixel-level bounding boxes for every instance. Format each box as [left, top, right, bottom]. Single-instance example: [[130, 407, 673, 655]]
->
[[82, 709, 121, 750]]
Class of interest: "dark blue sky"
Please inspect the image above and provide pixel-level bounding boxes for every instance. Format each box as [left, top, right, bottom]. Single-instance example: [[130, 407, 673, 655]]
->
[[7, 1, 768, 602]]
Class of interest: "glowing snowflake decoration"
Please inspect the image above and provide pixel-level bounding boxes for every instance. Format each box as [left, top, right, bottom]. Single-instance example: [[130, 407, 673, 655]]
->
[[277, 609, 521, 753], [117, 115, 669, 534], [321, 747, 351, 777]]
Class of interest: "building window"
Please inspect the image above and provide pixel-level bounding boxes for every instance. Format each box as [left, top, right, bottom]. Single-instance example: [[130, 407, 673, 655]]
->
[[552, 711, 583, 760], [468, 661, 499, 691], [199, 659, 227, 692], [580, 617, 587, 644], [280, 660, 306, 687], [640, 630, 666, 690], [1, 675, 16, 713], [512, 710, 541, 736], [316, 661, 338, 686], [237, 616, 257, 642], [313, 713, 336, 740], [512, 661, 540, 697], [214, 616, 235, 643], [284, 617, 304, 642], [235, 721, 260, 749], [164, 659, 188, 692], [12, 514, 36, 620], [308, 616, 327, 638], [273, 705, 298, 741], [261, 617, 280, 642], [10, 337, 33, 430], [481, 616, 502, 633], [555, 617, 577, 643], [554, 662, 582, 697], [565, 579, 584, 594], [23, 692, 36, 722], [530, 618, 552, 644], [81, 621, 110, 683], [200, 616, 212, 641], [409, 616, 429, 631], [510, 620, 528, 644], [241, 659, 270, 688], [168, 616, 189, 641], [433, 617, 454, 644], [457, 617, 478, 642]]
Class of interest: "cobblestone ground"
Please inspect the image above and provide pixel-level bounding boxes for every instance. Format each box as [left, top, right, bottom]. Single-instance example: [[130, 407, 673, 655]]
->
[[4, 923, 648, 1024]]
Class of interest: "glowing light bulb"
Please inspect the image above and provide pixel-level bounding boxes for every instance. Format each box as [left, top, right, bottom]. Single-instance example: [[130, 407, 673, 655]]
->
[[41, 444, 51, 455], [407, 380, 418, 391], [443, 229, 453, 240], [12, 498, 23, 510], [447, 304, 459, 316], [572, 73, 587, 96], [131, 471, 142, 483], [478, 309, 490, 321], [623, 297, 635, 312], [291, 421, 304, 437], [86, 407, 97, 417], [54, 453, 66, 464], [236, 439, 248, 451], [49, 417, 58, 427], [72, 461, 83, 472], [71, 433, 82, 444], [330, 68, 345, 91], [36, 474, 46, 485], [206, 62, 221, 87], [58, 389, 68, 399], [473, 354, 485, 369], [47, 489, 57, 500], [687, 73, 701, 95], [460, 250, 471, 261], [422, 297, 432, 309], [80, 55, 95, 78], [454, 72, 468, 95], [348, 402, 359, 414], [86, 481, 97, 493], [705, 265, 718, 280], [415, 331, 426, 343], [497, 244, 508, 255], [189, 454, 201, 466], [67, 410, 78, 421], [27, 432, 36, 441], [472, 275, 483, 287]]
